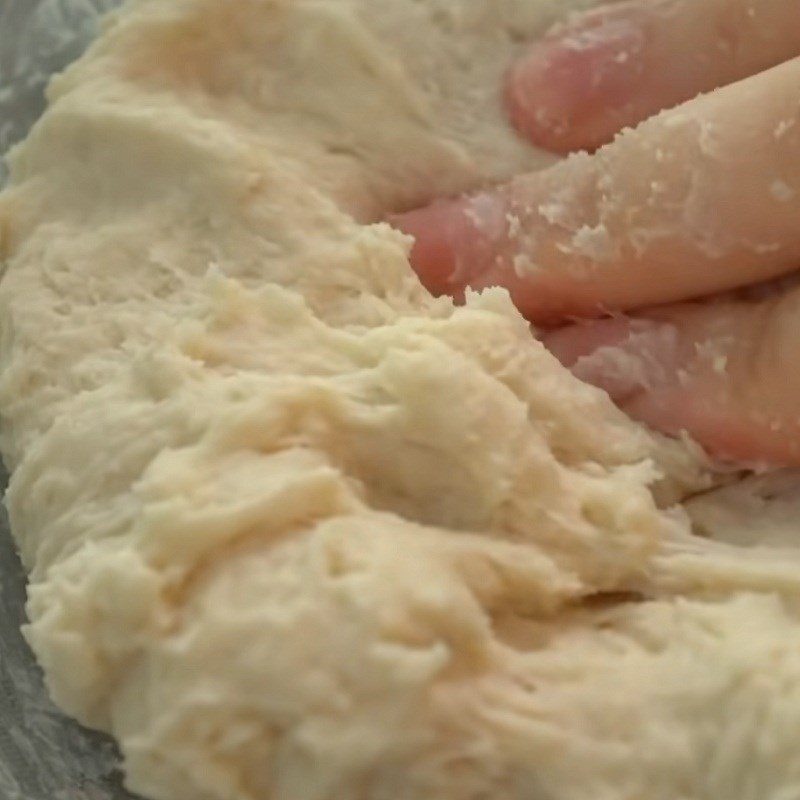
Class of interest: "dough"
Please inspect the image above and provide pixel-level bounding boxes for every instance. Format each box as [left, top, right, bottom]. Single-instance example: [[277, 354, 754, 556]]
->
[[1, 1, 800, 799]]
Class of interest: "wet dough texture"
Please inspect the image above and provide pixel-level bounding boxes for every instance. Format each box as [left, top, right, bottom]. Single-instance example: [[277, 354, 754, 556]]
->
[[2, 2, 800, 799]]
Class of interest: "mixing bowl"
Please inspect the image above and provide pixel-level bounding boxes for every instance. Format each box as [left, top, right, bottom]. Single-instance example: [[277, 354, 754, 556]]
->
[[0, 1, 136, 797]]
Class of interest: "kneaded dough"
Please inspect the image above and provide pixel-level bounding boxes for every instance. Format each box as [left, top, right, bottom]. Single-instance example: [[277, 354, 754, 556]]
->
[[2, 1, 800, 799]]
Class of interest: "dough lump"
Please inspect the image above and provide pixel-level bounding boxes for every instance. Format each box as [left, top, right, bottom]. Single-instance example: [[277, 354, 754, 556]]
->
[[2, 2, 800, 799]]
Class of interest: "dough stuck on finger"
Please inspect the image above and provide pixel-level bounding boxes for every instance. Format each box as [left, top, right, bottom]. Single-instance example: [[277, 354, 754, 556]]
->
[[4, 2, 800, 800]]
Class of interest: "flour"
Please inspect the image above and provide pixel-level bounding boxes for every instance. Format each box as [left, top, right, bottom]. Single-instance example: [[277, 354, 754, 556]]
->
[[1, 2, 799, 799]]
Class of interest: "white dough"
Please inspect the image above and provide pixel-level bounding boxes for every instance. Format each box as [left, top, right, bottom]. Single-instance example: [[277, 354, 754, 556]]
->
[[2, 1, 800, 799]]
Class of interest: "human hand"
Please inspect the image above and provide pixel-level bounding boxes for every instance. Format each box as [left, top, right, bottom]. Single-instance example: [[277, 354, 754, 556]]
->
[[391, 0, 800, 466]]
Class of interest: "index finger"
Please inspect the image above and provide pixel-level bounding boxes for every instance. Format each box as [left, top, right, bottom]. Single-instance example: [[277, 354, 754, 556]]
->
[[392, 57, 800, 325]]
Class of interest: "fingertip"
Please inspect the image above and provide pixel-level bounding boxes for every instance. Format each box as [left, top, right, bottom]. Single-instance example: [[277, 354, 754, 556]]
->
[[389, 202, 465, 296], [390, 193, 508, 297], [506, 11, 647, 153], [505, 43, 570, 154]]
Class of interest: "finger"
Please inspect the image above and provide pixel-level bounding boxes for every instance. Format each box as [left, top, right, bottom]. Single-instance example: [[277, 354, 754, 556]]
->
[[393, 57, 800, 325], [507, 0, 800, 153], [544, 291, 800, 466]]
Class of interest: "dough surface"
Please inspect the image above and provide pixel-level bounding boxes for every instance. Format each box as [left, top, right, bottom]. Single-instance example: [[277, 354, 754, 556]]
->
[[2, 1, 800, 799]]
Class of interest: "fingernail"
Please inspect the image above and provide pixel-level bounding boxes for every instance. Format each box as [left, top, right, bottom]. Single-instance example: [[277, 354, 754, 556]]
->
[[507, 14, 646, 150]]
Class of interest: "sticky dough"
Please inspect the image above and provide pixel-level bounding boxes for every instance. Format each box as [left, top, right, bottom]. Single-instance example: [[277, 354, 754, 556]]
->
[[2, 1, 800, 799]]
